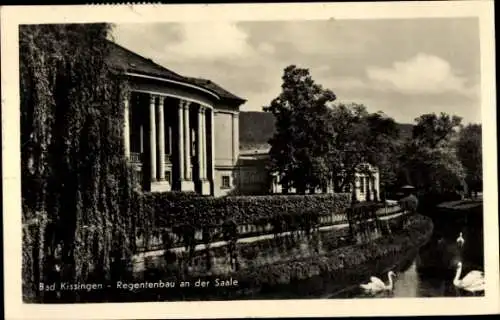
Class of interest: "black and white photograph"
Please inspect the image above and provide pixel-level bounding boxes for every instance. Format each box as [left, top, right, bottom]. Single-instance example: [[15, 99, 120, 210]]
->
[[2, 2, 498, 319]]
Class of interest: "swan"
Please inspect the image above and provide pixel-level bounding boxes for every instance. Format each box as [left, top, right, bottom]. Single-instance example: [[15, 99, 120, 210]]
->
[[360, 271, 396, 293], [456, 232, 465, 248], [453, 262, 485, 293]]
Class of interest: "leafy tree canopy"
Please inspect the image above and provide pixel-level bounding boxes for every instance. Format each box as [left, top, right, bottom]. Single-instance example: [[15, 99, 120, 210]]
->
[[264, 65, 336, 193], [398, 112, 466, 195], [328, 104, 400, 192], [456, 123, 482, 192], [412, 112, 462, 148]]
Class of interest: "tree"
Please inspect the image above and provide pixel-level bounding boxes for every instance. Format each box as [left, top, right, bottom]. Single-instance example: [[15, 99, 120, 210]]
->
[[398, 112, 466, 195], [456, 124, 482, 196], [264, 65, 336, 193], [412, 112, 462, 148], [327, 103, 369, 193], [328, 104, 400, 197], [20, 24, 135, 301]]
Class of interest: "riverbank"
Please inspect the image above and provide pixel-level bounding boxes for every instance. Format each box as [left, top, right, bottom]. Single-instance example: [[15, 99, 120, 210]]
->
[[36, 213, 432, 303], [123, 214, 433, 301]]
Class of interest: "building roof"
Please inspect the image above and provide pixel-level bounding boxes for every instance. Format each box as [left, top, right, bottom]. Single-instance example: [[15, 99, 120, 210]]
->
[[107, 41, 186, 82], [185, 77, 246, 103], [107, 41, 245, 104]]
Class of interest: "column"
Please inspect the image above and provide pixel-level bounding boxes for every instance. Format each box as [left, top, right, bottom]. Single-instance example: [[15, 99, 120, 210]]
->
[[232, 113, 239, 165], [183, 101, 192, 180], [209, 110, 216, 192], [158, 97, 166, 181], [177, 101, 185, 181], [149, 95, 157, 182], [123, 93, 130, 160], [201, 110, 208, 179], [197, 106, 205, 180]]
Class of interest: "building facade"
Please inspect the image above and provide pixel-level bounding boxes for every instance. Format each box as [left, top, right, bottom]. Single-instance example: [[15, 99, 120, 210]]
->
[[110, 42, 245, 196], [111, 41, 380, 199], [238, 148, 380, 200]]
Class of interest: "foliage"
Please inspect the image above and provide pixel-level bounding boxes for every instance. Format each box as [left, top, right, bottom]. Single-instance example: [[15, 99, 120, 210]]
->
[[233, 214, 432, 291], [20, 24, 134, 301], [141, 192, 351, 229], [456, 124, 482, 194], [264, 66, 401, 196], [108, 214, 432, 302], [263, 65, 337, 193], [395, 112, 466, 195], [399, 194, 419, 213], [326, 104, 400, 198], [412, 112, 462, 148], [399, 141, 466, 194]]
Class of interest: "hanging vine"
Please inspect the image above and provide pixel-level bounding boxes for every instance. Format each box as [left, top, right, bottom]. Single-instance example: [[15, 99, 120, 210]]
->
[[20, 24, 134, 301]]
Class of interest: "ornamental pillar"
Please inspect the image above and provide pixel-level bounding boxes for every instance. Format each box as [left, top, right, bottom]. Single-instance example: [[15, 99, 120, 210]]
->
[[183, 101, 192, 180], [158, 97, 166, 181], [149, 95, 157, 182], [197, 106, 205, 180], [201, 109, 208, 179], [209, 110, 216, 193], [177, 100, 185, 181]]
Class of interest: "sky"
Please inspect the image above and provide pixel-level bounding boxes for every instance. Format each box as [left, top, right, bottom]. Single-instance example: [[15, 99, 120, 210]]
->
[[112, 18, 481, 125]]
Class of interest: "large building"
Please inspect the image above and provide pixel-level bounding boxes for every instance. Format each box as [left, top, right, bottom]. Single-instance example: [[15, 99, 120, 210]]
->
[[109, 41, 380, 199], [109, 41, 244, 197], [237, 147, 380, 200]]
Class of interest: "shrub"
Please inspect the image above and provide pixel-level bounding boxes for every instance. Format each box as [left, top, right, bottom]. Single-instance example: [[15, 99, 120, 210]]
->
[[399, 194, 418, 213], [138, 192, 351, 229]]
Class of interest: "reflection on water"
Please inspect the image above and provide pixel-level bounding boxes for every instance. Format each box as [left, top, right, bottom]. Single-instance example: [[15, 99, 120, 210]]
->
[[330, 213, 484, 299]]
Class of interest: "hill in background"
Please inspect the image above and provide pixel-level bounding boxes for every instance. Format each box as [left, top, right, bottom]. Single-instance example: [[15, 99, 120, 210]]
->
[[239, 111, 414, 151]]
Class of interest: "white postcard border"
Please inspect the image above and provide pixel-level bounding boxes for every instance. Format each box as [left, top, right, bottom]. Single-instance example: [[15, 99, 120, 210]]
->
[[2, 2, 498, 319]]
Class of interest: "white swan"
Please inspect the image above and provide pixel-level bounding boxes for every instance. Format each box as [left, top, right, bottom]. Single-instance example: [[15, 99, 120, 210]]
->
[[360, 271, 396, 293], [456, 232, 465, 248], [453, 262, 485, 293]]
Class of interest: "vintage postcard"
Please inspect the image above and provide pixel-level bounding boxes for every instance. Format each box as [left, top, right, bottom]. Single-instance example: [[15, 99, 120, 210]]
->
[[1, 1, 498, 319]]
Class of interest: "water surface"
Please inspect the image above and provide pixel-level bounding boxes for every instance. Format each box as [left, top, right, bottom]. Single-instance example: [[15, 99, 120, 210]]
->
[[329, 211, 484, 299]]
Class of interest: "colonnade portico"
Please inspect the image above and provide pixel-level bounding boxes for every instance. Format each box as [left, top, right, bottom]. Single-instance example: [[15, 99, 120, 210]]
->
[[124, 91, 214, 194]]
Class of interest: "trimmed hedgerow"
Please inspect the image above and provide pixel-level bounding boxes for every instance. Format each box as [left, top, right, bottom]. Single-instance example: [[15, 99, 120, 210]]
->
[[139, 192, 351, 228]]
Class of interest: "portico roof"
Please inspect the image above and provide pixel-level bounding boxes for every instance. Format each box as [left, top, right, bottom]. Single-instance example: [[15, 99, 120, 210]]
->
[[185, 77, 246, 103], [107, 41, 185, 82], [107, 41, 245, 105]]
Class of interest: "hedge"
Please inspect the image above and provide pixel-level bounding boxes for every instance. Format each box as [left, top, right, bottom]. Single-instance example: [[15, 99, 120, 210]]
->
[[136, 192, 352, 229]]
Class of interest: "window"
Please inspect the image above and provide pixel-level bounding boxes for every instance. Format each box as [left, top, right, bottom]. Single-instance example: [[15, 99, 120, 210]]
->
[[360, 176, 365, 193], [222, 175, 231, 189], [165, 171, 171, 184]]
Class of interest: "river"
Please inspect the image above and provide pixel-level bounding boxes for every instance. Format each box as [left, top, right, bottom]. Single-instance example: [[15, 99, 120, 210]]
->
[[328, 205, 484, 299]]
